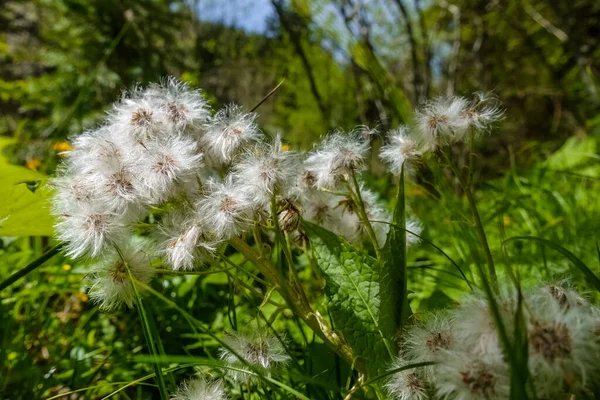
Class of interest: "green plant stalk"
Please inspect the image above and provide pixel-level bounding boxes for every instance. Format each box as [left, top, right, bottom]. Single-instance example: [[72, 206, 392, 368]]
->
[[445, 147, 498, 287], [349, 171, 384, 262], [115, 245, 169, 400], [228, 236, 365, 374], [270, 197, 304, 292], [0, 243, 64, 292]]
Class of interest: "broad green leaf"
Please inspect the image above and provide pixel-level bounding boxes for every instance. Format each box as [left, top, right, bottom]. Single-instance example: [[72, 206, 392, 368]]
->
[[304, 222, 393, 377], [0, 138, 55, 236], [381, 167, 409, 339]]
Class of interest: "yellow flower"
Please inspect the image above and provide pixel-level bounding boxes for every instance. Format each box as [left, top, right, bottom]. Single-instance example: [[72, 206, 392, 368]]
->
[[77, 292, 88, 302], [280, 143, 290, 152], [62, 264, 71, 271], [51, 142, 73, 153], [25, 158, 41, 170]]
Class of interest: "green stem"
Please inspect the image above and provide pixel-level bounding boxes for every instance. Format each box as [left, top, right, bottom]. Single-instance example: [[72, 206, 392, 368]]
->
[[0, 243, 64, 292], [228, 236, 364, 374], [270, 197, 311, 308], [114, 245, 169, 400], [348, 172, 384, 262], [445, 147, 497, 287]]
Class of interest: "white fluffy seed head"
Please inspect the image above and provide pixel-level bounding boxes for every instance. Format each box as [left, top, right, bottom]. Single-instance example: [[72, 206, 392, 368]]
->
[[304, 129, 370, 190], [406, 217, 423, 247], [301, 190, 342, 231], [54, 203, 130, 259], [462, 93, 504, 132], [385, 356, 430, 400], [107, 87, 165, 142], [527, 282, 590, 315], [219, 331, 290, 383], [403, 313, 455, 364], [435, 351, 510, 400], [450, 292, 514, 362], [87, 245, 154, 311], [527, 306, 600, 396], [202, 104, 262, 164], [66, 128, 125, 177], [195, 177, 253, 240], [415, 96, 470, 150], [380, 126, 421, 176], [158, 210, 220, 271], [132, 136, 203, 204], [232, 134, 299, 206], [145, 77, 211, 134], [170, 378, 228, 400]]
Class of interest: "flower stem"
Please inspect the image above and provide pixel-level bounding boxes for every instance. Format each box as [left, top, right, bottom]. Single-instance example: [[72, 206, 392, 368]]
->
[[0, 243, 64, 292], [348, 171, 384, 262], [228, 236, 364, 374], [444, 147, 497, 287]]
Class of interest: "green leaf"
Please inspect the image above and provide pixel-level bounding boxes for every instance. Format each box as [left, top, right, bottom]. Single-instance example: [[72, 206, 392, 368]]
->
[[505, 236, 600, 293], [118, 246, 169, 400], [304, 222, 393, 377], [0, 138, 55, 236], [509, 289, 531, 399], [381, 166, 409, 338]]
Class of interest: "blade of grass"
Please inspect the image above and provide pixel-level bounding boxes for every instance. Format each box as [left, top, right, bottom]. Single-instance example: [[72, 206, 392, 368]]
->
[[361, 361, 435, 387], [99, 363, 197, 400], [114, 245, 168, 400], [505, 236, 600, 292], [136, 355, 312, 400], [370, 220, 473, 290], [0, 243, 63, 292], [139, 281, 297, 395]]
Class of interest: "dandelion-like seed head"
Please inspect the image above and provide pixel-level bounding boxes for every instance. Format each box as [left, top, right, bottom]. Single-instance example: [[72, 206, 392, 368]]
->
[[158, 210, 220, 271], [385, 357, 430, 400], [133, 136, 203, 204], [54, 204, 129, 259], [196, 177, 252, 239], [415, 96, 469, 150], [528, 282, 589, 313], [232, 134, 299, 206], [202, 104, 262, 164], [170, 378, 228, 400], [462, 93, 504, 132], [380, 126, 421, 176], [436, 351, 509, 400], [530, 320, 572, 362], [219, 331, 290, 383], [404, 314, 454, 365], [107, 87, 164, 142], [304, 130, 370, 189], [88, 246, 154, 311], [460, 362, 497, 397], [146, 77, 211, 133]]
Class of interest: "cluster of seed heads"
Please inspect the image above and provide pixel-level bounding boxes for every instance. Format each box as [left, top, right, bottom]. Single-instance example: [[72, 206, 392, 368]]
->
[[50, 77, 508, 398], [386, 283, 600, 400], [57, 77, 501, 310]]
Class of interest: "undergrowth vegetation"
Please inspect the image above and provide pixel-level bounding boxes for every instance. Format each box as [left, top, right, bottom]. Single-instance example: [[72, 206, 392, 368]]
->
[[0, 78, 599, 400]]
